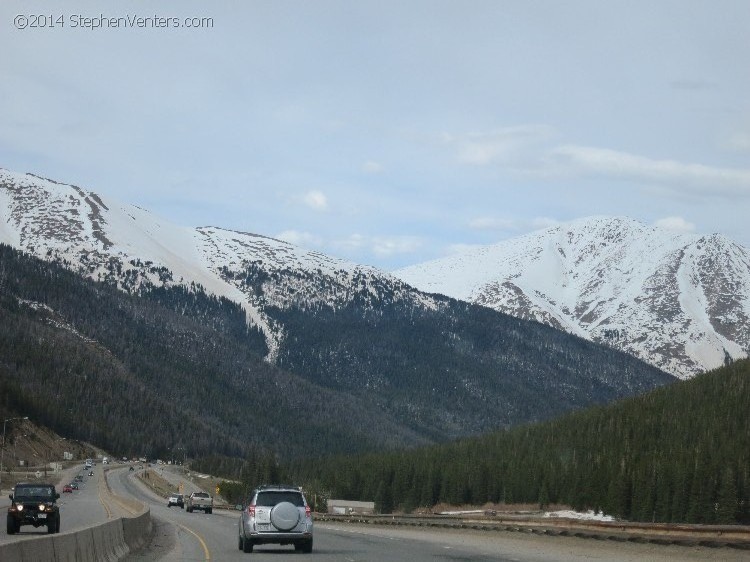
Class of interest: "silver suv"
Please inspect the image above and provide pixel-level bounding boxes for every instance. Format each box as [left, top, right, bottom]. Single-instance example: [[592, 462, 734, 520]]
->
[[238, 485, 313, 553]]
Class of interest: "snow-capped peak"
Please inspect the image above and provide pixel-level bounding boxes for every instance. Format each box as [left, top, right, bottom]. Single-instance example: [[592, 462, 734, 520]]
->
[[395, 216, 750, 378], [0, 169, 422, 361]]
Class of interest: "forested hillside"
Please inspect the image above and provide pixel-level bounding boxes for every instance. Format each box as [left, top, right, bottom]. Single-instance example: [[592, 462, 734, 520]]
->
[[267, 283, 674, 438], [0, 243, 675, 462], [0, 244, 428, 459], [289, 359, 750, 524]]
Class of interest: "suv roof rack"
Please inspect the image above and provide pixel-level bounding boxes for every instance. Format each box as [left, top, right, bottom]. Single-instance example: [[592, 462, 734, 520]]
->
[[256, 484, 302, 491]]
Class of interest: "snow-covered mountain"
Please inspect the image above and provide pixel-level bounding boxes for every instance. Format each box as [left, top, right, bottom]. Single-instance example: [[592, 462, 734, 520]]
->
[[395, 217, 750, 379], [4, 168, 743, 381], [0, 171, 678, 452], [0, 169, 431, 361]]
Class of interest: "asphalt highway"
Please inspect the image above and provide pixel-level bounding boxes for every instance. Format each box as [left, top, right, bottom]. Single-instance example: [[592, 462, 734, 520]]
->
[[0, 463, 122, 544], [3, 465, 746, 561], [115, 467, 746, 562]]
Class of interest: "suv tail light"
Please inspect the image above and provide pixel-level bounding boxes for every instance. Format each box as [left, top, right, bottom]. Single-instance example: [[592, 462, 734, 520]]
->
[[247, 505, 255, 517], [305, 505, 311, 518]]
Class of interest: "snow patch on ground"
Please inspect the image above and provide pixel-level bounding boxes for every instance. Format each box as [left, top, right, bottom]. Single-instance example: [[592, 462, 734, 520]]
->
[[543, 509, 615, 521]]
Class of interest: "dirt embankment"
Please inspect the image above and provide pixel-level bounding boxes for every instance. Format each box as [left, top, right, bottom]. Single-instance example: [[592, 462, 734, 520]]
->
[[1, 417, 103, 490]]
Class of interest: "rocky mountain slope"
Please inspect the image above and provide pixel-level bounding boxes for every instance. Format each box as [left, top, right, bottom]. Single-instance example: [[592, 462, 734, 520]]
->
[[0, 169, 674, 449], [0, 168, 425, 362], [395, 217, 750, 378]]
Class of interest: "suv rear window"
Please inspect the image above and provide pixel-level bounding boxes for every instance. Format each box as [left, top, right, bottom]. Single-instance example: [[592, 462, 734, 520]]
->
[[255, 491, 304, 507], [193, 493, 209, 498]]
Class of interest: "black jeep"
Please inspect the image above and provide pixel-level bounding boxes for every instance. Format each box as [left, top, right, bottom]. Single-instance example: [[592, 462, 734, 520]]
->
[[7, 482, 61, 534]]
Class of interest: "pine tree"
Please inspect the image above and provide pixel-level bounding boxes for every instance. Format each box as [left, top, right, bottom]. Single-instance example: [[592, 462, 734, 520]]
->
[[715, 468, 738, 524]]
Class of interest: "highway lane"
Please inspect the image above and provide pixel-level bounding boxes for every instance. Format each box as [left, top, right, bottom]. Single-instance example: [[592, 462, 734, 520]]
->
[[4, 464, 746, 561], [112, 469, 747, 562], [114, 466, 516, 561], [4, 463, 747, 560], [128, 517, 750, 562], [0, 463, 120, 544]]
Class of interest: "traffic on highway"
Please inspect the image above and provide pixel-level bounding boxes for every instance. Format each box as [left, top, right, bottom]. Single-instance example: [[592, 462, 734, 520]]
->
[[3, 461, 748, 561], [0, 461, 126, 546]]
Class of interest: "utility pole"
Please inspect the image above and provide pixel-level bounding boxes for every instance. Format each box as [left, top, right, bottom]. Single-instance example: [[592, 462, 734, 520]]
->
[[1, 416, 28, 491]]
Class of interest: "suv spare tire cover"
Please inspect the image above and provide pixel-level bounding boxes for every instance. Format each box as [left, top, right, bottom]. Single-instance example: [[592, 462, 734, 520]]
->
[[270, 502, 300, 531]]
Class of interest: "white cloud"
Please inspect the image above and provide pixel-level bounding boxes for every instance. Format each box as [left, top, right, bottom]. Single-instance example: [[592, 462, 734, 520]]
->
[[303, 190, 328, 210], [726, 132, 750, 153], [334, 234, 367, 252], [670, 79, 717, 91], [469, 216, 561, 233], [551, 145, 750, 193], [363, 161, 383, 174], [653, 216, 696, 233], [446, 242, 485, 255], [276, 230, 323, 248], [371, 236, 422, 257], [333, 234, 422, 257], [530, 216, 562, 230], [468, 217, 518, 231], [446, 124, 557, 166]]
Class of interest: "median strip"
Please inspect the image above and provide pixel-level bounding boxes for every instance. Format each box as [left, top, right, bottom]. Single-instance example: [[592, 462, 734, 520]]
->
[[97, 473, 113, 519]]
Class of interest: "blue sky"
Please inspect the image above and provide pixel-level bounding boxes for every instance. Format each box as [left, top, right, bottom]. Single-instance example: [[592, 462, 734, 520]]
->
[[2, 1, 749, 269]]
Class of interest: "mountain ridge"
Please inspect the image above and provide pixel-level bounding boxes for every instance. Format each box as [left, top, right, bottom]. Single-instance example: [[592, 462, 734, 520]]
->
[[5, 167, 743, 378], [0, 167, 674, 448], [1, 167, 422, 361], [395, 216, 750, 378]]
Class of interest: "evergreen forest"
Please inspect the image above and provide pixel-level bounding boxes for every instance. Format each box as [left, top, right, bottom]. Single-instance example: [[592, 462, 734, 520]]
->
[[0, 245, 426, 459], [1, 243, 747, 524], [0, 244, 673, 461], [285, 359, 750, 524]]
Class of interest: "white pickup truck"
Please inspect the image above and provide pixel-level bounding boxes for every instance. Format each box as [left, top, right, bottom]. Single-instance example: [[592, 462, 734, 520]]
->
[[185, 491, 213, 514]]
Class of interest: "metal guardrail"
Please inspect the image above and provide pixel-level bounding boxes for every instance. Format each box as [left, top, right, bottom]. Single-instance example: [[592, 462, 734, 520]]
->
[[315, 512, 750, 549]]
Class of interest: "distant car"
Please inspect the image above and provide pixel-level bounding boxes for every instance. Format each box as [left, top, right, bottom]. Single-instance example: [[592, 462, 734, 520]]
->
[[238, 485, 313, 553], [88, 471, 94, 476], [62, 484, 73, 493], [167, 493, 184, 508], [70, 482, 79, 490]]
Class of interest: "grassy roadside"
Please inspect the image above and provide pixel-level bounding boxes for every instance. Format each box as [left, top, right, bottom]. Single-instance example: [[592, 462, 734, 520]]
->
[[135, 465, 232, 507], [136, 468, 178, 499]]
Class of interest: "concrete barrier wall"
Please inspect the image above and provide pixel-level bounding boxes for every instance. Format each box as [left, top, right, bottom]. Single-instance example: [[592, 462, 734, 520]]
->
[[122, 509, 152, 552], [8, 535, 55, 562], [51, 532, 79, 562], [75, 528, 97, 562], [0, 511, 151, 562], [0, 541, 23, 562]]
